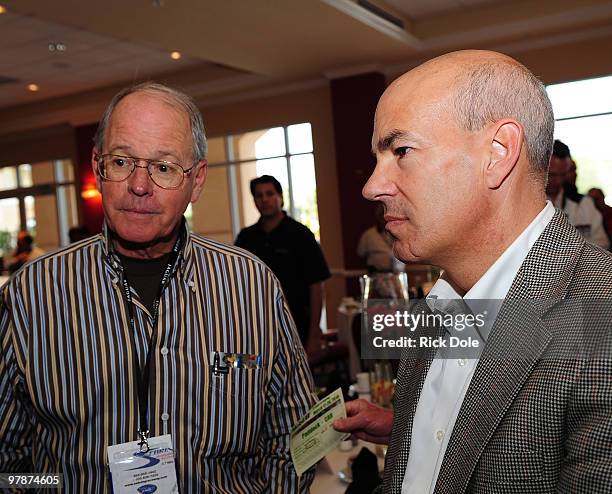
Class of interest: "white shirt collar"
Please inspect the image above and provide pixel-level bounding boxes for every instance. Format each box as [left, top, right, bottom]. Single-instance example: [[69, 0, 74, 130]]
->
[[465, 201, 555, 300], [426, 202, 555, 338]]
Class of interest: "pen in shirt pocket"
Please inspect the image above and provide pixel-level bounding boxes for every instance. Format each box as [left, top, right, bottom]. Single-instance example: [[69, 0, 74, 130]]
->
[[210, 351, 262, 376]]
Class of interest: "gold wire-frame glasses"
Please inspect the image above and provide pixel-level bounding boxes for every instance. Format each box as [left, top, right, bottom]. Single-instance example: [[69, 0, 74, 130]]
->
[[95, 153, 194, 189]]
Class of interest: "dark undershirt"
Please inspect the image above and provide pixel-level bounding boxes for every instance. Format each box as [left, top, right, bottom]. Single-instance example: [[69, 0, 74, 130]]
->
[[117, 252, 172, 315]]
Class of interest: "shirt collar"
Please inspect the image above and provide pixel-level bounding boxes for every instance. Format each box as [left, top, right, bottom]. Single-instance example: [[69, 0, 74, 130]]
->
[[426, 201, 555, 340], [256, 210, 288, 232]]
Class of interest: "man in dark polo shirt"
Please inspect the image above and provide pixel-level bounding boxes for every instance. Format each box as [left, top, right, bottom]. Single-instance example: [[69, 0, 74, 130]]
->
[[235, 175, 331, 355]]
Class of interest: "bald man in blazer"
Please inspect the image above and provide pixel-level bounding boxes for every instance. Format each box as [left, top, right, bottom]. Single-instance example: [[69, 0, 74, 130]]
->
[[334, 50, 612, 493]]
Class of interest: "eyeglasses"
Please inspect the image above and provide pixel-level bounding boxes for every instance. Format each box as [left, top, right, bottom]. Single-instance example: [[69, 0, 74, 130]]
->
[[95, 153, 194, 189]]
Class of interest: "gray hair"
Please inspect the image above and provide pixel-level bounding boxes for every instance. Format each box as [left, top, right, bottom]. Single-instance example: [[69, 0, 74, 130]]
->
[[453, 60, 554, 179], [93, 81, 207, 161]]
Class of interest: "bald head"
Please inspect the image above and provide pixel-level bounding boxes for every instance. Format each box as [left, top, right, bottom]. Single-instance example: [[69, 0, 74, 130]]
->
[[365, 50, 552, 285], [386, 50, 554, 180]]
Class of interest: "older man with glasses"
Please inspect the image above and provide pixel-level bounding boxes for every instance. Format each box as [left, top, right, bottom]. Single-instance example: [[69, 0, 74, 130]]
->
[[0, 82, 316, 493]]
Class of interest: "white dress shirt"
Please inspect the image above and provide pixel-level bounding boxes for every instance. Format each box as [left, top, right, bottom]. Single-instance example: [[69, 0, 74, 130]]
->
[[401, 201, 555, 494]]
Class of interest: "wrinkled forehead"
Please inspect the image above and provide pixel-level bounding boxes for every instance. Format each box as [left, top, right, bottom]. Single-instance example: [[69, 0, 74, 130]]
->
[[372, 72, 458, 149], [106, 91, 193, 155], [110, 91, 190, 130]]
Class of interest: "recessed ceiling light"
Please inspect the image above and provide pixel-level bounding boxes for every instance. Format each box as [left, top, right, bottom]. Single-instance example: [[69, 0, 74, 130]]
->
[[170, 51, 182, 60], [0, 5, 7, 14], [28, 84, 39, 92], [48, 42, 67, 52]]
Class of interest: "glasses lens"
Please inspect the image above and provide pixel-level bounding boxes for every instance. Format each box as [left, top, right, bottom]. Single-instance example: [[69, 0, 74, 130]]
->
[[149, 161, 184, 188], [100, 155, 133, 181]]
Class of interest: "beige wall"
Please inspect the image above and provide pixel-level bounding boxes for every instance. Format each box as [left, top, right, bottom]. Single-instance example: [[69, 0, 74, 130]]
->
[[199, 85, 345, 328], [0, 124, 77, 168], [30, 161, 59, 251], [235, 131, 266, 228], [191, 166, 234, 244], [513, 34, 612, 85]]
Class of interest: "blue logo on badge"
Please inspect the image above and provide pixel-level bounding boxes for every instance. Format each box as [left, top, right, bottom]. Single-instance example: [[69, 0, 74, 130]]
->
[[137, 485, 157, 494], [127, 451, 161, 470]]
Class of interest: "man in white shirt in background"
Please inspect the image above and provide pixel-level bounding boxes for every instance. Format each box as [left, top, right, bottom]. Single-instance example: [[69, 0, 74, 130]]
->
[[546, 139, 609, 249], [357, 203, 405, 273], [333, 50, 612, 493]]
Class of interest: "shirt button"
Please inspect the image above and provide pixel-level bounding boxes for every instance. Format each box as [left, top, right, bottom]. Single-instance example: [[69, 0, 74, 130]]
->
[[161, 347, 169, 356], [435, 430, 445, 441], [161, 412, 170, 421], [458, 359, 467, 367]]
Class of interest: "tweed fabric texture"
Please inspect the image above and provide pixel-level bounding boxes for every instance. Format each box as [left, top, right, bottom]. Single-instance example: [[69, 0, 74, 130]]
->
[[383, 210, 612, 493]]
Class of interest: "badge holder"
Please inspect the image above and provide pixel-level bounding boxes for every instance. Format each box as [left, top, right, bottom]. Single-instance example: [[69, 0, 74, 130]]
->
[[108, 434, 178, 493], [108, 236, 183, 493]]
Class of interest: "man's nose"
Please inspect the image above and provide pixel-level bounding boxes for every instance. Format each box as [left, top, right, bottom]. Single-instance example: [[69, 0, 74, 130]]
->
[[127, 164, 154, 196], [362, 160, 394, 201]]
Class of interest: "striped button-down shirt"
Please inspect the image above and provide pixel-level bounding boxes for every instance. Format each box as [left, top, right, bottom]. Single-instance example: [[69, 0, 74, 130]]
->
[[0, 225, 316, 493]]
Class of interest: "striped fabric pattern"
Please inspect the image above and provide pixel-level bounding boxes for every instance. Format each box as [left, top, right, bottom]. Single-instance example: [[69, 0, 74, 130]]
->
[[0, 227, 316, 493]]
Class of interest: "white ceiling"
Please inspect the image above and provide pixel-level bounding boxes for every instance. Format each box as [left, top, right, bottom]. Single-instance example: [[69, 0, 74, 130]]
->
[[0, 9, 244, 109], [2, 0, 612, 133], [385, 0, 508, 20]]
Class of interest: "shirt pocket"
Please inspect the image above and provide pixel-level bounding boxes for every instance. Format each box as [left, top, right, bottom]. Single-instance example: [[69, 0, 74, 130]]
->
[[202, 367, 266, 457]]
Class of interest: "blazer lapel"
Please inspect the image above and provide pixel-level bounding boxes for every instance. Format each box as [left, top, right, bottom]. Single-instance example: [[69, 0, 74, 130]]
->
[[383, 300, 445, 494], [433, 300, 552, 493], [383, 356, 432, 493], [433, 210, 584, 494]]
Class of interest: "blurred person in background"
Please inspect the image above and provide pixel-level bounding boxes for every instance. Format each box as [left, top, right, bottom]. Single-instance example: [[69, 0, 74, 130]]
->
[[564, 156, 582, 201], [68, 225, 91, 243], [357, 202, 405, 273], [588, 187, 612, 250], [235, 174, 331, 357], [546, 139, 609, 249], [7, 231, 44, 274]]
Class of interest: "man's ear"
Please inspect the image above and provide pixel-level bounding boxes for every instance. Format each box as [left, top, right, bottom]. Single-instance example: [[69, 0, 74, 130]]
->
[[91, 147, 103, 192], [485, 119, 523, 189], [190, 160, 208, 203]]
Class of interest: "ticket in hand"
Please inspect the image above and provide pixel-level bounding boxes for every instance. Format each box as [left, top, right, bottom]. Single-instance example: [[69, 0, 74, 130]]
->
[[290, 387, 350, 476]]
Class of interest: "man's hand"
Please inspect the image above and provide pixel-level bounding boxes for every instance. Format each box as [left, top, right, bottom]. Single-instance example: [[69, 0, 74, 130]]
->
[[332, 399, 394, 445]]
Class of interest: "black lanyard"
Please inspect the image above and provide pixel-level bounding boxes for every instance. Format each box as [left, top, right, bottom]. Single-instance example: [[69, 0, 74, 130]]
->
[[118, 236, 182, 452]]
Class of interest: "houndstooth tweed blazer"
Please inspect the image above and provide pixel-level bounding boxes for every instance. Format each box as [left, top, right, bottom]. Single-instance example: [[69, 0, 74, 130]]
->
[[382, 210, 612, 493]]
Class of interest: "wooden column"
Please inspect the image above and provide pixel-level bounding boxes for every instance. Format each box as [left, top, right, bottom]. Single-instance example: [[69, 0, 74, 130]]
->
[[329, 71, 386, 293]]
